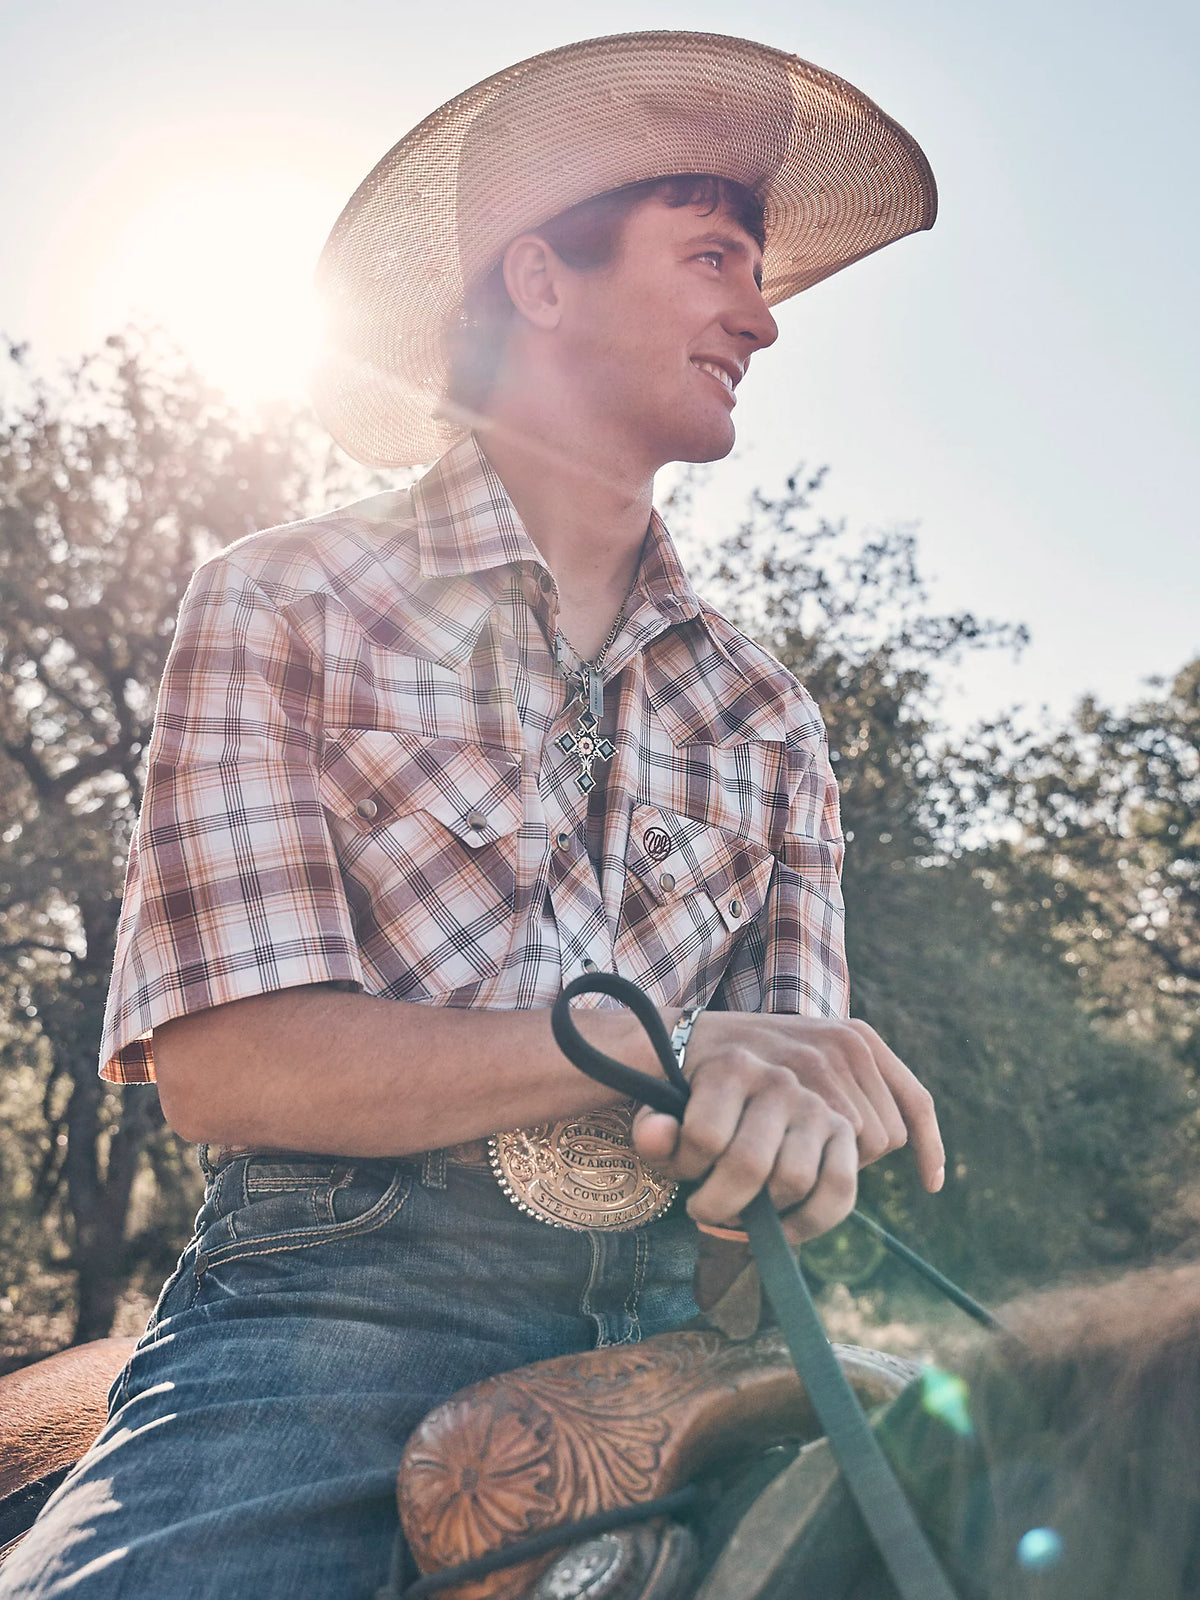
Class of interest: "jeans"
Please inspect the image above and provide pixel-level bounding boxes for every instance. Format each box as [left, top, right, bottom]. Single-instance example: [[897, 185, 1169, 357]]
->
[[0, 1148, 700, 1599]]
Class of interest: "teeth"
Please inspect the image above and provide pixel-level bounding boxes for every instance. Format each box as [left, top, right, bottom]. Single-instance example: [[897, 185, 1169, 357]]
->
[[693, 359, 734, 394]]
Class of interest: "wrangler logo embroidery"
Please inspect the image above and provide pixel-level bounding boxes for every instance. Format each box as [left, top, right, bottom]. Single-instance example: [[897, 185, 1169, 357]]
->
[[643, 826, 672, 861]]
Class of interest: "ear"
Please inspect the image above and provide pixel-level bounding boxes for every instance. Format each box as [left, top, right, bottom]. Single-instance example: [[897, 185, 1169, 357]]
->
[[501, 234, 564, 331]]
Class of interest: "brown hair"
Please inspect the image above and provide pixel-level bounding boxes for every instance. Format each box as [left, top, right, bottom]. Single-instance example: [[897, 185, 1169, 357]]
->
[[442, 174, 768, 418]]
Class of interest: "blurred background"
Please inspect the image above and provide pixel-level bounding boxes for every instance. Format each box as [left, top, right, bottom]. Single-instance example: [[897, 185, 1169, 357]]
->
[[0, 0, 1196, 1359]]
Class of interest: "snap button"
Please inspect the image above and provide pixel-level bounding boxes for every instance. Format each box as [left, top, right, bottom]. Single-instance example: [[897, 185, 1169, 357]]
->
[[355, 798, 378, 821], [465, 810, 488, 832], [555, 831, 572, 851], [582, 958, 600, 973], [729, 898, 742, 918], [658, 872, 676, 892]]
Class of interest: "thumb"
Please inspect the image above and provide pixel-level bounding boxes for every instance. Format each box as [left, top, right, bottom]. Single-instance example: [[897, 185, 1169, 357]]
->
[[631, 1105, 681, 1164]]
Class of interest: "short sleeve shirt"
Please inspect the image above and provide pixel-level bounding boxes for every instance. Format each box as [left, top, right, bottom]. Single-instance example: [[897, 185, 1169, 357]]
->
[[100, 434, 848, 1083]]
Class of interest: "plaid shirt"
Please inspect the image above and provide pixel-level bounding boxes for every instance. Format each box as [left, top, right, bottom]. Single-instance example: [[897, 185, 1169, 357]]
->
[[101, 435, 848, 1084]]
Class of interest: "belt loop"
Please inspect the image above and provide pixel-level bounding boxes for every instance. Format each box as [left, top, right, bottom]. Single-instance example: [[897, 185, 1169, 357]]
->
[[421, 1147, 448, 1190]]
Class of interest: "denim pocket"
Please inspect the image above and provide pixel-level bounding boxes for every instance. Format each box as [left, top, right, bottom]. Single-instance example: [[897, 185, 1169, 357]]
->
[[195, 1154, 412, 1271]]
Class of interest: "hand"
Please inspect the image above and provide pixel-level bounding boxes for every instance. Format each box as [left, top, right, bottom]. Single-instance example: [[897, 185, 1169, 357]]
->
[[630, 1012, 944, 1247]]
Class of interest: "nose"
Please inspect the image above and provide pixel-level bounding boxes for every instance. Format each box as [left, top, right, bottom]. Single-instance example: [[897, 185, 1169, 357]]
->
[[725, 281, 778, 354]]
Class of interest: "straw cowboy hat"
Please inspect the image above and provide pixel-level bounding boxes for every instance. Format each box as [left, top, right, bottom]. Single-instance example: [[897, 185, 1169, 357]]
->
[[312, 30, 937, 468]]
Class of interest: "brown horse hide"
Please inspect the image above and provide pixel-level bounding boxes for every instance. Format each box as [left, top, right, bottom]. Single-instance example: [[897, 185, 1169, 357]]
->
[[0, 1339, 136, 1502]]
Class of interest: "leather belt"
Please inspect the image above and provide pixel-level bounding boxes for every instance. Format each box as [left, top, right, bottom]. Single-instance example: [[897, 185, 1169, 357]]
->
[[204, 1129, 677, 1234], [442, 1138, 493, 1169]]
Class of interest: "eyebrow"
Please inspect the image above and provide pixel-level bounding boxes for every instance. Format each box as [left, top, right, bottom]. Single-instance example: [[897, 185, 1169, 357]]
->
[[687, 231, 765, 290]]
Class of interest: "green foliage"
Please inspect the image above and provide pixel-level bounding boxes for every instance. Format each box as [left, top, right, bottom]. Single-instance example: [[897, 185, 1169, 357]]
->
[[848, 862, 1192, 1296], [987, 662, 1200, 1062]]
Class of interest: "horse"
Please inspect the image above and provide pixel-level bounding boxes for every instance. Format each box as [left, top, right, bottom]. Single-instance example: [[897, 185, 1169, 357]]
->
[[3, 1259, 1199, 1598]]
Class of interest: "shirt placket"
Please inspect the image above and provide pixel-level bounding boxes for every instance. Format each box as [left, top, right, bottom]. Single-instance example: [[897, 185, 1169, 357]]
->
[[516, 568, 621, 984]]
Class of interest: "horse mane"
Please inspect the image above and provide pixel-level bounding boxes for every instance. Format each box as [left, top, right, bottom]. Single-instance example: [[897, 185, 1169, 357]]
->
[[948, 1261, 1200, 1598]]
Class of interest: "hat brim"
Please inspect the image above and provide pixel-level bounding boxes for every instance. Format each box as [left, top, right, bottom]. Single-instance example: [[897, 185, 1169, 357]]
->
[[312, 30, 937, 468]]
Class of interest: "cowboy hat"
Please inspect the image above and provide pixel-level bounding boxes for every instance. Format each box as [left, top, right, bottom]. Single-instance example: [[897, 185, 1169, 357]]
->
[[312, 30, 937, 468]]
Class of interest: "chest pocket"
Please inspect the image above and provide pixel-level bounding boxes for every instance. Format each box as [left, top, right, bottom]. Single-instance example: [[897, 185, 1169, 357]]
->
[[615, 803, 776, 1006], [319, 729, 525, 999]]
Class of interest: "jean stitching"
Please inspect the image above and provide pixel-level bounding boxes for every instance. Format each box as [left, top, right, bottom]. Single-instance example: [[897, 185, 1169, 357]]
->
[[420, 1148, 447, 1190], [581, 1231, 608, 1347], [198, 1171, 411, 1269], [210, 1159, 242, 1219], [138, 1254, 202, 1350], [107, 1358, 134, 1417], [245, 1175, 333, 1190], [619, 1228, 648, 1344], [246, 1171, 334, 1227]]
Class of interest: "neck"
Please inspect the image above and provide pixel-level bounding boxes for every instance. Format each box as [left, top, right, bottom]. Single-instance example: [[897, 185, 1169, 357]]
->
[[476, 394, 654, 614]]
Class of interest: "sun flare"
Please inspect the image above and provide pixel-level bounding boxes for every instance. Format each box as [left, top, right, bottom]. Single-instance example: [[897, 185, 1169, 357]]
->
[[88, 165, 334, 409], [37, 118, 377, 414]]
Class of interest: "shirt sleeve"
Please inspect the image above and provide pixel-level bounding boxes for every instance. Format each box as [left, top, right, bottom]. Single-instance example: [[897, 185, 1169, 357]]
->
[[99, 556, 363, 1083], [716, 726, 849, 1019]]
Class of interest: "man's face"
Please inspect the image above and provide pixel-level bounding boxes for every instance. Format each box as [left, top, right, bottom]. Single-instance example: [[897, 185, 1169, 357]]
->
[[551, 196, 779, 468]]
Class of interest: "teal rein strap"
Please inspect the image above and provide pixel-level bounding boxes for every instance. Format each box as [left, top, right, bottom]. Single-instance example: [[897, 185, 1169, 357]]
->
[[552, 974, 962, 1600]]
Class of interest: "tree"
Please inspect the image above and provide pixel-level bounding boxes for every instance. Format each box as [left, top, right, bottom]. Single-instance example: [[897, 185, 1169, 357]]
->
[[988, 662, 1200, 1064], [0, 330, 361, 1341]]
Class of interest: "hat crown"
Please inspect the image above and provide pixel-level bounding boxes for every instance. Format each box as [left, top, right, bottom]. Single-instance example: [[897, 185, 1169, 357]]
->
[[454, 33, 798, 288]]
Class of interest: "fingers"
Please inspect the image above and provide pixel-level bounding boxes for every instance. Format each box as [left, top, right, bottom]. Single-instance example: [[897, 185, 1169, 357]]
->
[[778, 1117, 859, 1245], [838, 1025, 907, 1162], [851, 1022, 945, 1192], [682, 1074, 856, 1234], [630, 1106, 682, 1166], [631, 1010, 943, 1244]]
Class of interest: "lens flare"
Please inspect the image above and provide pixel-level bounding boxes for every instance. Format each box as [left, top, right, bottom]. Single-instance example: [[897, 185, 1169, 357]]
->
[[1016, 1527, 1064, 1570], [919, 1365, 974, 1438]]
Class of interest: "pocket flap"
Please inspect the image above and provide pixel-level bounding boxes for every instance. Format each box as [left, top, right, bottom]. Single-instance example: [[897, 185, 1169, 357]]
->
[[627, 804, 775, 930], [320, 729, 522, 848]]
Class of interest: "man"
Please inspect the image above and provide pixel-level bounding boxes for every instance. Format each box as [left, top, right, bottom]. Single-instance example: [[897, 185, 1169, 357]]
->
[[1, 31, 942, 1600]]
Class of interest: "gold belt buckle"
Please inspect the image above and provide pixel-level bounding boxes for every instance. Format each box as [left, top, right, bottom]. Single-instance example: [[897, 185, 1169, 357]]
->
[[488, 1102, 677, 1231]]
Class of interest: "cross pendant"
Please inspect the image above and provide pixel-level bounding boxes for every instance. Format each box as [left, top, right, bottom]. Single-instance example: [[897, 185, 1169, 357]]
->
[[556, 667, 615, 794]]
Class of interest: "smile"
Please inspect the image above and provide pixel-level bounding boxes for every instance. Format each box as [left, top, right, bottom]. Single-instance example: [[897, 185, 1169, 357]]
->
[[691, 359, 737, 398]]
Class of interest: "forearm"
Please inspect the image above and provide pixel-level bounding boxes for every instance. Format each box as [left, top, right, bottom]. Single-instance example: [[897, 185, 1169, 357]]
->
[[153, 985, 678, 1156]]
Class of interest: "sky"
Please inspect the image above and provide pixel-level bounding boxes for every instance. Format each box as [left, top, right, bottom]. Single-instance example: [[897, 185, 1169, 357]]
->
[[1, 0, 1196, 733]]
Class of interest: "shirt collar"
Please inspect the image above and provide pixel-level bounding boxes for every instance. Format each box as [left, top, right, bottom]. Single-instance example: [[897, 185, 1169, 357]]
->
[[412, 433, 704, 627], [413, 433, 539, 579]]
